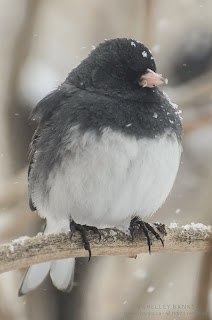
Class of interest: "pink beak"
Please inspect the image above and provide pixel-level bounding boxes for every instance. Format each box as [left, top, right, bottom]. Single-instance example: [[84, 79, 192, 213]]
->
[[139, 68, 166, 88]]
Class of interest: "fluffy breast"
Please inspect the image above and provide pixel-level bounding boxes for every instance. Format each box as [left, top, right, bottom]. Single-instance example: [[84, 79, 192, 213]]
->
[[32, 127, 181, 229]]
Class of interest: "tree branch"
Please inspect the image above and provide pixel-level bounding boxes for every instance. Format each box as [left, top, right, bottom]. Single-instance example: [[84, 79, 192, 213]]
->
[[0, 223, 211, 274]]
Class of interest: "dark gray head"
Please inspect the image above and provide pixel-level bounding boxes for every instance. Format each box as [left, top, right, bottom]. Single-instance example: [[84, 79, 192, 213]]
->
[[67, 38, 165, 91]]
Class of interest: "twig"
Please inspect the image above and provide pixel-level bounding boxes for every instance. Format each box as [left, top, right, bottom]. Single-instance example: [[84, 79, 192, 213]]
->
[[0, 223, 211, 274]]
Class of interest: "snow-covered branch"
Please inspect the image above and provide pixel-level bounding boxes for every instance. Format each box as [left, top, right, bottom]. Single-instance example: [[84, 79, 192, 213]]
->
[[0, 223, 211, 274]]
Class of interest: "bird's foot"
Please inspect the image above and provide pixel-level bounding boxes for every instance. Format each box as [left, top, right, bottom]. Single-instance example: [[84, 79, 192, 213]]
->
[[70, 221, 101, 261], [129, 216, 164, 254]]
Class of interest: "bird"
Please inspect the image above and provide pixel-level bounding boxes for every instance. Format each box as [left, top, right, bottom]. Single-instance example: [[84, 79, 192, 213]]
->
[[19, 38, 182, 296]]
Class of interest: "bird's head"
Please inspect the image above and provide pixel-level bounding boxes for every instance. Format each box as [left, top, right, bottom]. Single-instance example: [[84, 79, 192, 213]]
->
[[68, 38, 166, 91]]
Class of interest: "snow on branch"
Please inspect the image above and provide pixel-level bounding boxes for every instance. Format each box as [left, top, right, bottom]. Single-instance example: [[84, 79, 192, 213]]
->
[[0, 223, 211, 274]]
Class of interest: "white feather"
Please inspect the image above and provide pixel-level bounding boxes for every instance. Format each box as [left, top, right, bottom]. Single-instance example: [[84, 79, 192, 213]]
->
[[19, 261, 51, 295], [19, 220, 75, 294], [50, 258, 75, 291], [34, 127, 181, 229]]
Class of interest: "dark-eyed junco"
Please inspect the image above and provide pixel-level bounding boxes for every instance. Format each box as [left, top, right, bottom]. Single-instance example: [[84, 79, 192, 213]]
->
[[19, 38, 182, 295]]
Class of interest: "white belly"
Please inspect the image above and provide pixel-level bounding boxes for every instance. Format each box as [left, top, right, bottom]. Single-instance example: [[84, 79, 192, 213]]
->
[[36, 127, 181, 231]]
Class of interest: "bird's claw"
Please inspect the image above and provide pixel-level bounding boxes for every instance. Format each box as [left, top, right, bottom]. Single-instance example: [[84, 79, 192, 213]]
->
[[70, 221, 100, 261], [129, 217, 164, 254]]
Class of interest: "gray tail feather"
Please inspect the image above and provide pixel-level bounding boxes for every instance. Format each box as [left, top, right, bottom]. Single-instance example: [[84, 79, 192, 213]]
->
[[18, 258, 75, 296]]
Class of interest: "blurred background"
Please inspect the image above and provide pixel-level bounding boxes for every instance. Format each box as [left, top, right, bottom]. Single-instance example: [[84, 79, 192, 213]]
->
[[0, 0, 212, 319]]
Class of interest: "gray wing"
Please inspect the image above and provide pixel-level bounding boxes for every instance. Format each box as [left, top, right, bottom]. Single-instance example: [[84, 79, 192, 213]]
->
[[28, 85, 78, 211], [28, 130, 40, 211]]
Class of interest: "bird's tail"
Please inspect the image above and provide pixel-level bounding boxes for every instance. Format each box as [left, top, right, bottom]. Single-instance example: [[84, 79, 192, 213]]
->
[[18, 220, 75, 296], [18, 258, 75, 296]]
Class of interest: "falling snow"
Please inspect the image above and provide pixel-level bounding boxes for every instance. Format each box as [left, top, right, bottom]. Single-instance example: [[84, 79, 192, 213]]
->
[[168, 282, 174, 287], [134, 269, 147, 279], [152, 44, 160, 53], [147, 286, 155, 293]]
